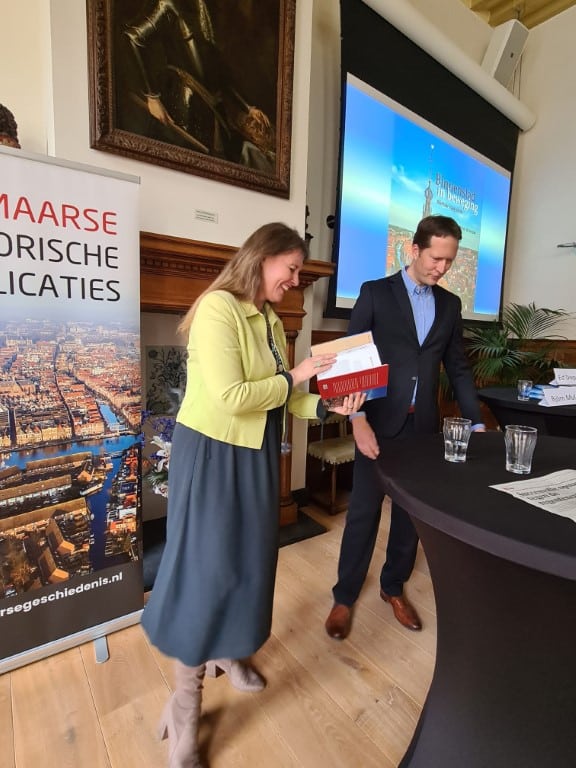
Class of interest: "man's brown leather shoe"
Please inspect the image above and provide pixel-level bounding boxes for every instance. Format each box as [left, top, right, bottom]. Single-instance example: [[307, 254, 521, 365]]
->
[[380, 590, 422, 631], [325, 603, 352, 640]]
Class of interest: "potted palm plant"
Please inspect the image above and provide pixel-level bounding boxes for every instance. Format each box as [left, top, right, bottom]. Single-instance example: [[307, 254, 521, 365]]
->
[[466, 302, 573, 387]]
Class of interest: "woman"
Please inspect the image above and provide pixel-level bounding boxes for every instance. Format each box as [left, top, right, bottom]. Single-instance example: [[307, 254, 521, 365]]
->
[[141, 222, 365, 767]]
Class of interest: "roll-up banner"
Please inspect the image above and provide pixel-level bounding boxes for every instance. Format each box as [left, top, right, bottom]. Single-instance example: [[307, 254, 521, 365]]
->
[[0, 147, 142, 671]]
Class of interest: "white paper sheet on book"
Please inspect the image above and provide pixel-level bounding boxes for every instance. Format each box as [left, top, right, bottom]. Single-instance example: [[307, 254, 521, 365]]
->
[[490, 470, 576, 522], [316, 343, 382, 380]]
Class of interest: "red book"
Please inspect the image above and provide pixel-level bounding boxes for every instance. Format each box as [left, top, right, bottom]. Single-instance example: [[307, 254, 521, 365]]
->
[[317, 364, 389, 400], [311, 332, 389, 407]]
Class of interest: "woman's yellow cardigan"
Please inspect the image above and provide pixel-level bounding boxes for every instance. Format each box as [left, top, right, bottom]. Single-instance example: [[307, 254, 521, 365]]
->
[[177, 290, 320, 448]]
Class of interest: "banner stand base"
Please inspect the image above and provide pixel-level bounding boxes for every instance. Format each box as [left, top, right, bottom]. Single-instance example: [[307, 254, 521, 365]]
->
[[94, 635, 110, 663], [0, 610, 142, 675]]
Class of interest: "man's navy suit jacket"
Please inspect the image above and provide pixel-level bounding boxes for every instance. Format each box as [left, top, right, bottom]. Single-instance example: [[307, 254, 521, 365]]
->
[[348, 271, 482, 438]]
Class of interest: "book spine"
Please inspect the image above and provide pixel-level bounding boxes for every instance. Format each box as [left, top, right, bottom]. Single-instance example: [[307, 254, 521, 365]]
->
[[320, 369, 387, 397]]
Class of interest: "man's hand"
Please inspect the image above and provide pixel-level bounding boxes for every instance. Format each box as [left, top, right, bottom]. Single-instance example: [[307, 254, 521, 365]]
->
[[352, 416, 380, 460]]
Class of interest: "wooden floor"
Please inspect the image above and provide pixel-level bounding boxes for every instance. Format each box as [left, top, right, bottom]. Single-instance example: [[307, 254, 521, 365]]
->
[[2, 499, 436, 768]]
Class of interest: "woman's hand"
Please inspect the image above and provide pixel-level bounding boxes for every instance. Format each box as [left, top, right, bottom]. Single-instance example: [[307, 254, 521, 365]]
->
[[289, 354, 337, 387], [328, 392, 367, 417]]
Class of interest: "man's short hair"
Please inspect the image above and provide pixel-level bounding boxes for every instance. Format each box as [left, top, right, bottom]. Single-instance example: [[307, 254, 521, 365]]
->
[[413, 215, 462, 249]]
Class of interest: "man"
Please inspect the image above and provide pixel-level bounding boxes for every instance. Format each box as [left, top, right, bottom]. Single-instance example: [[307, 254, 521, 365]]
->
[[325, 215, 485, 640]]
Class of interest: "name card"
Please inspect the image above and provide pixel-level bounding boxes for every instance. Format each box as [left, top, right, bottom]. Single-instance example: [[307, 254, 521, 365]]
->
[[539, 385, 576, 407], [550, 368, 576, 386]]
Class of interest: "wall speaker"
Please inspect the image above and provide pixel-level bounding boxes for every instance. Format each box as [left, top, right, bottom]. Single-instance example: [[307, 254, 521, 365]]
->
[[481, 20, 529, 87]]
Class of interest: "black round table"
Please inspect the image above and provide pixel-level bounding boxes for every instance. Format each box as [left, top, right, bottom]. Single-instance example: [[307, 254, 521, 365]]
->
[[375, 432, 576, 768], [479, 386, 576, 438]]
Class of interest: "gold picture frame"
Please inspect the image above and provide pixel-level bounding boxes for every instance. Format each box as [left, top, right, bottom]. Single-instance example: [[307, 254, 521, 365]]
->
[[87, 0, 295, 198]]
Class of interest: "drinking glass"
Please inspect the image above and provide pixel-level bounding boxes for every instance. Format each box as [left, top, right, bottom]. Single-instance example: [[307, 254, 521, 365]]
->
[[517, 379, 533, 401], [443, 417, 472, 463], [504, 424, 537, 474]]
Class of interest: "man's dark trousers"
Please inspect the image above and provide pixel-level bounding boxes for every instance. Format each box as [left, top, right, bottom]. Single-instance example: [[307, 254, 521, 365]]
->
[[333, 414, 417, 605]]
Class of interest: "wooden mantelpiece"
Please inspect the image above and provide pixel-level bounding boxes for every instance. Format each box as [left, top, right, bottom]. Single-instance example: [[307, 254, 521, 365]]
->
[[140, 230, 334, 526]]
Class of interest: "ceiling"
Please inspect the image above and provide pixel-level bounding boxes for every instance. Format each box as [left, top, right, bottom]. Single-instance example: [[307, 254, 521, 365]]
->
[[461, 0, 576, 29]]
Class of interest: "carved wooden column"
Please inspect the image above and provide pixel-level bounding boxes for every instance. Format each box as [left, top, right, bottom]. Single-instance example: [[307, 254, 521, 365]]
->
[[139, 231, 333, 526]]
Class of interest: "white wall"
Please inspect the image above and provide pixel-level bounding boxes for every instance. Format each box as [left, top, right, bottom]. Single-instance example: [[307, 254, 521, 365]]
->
[[503, 5, 576, 336], [0, 2, 51, 153]]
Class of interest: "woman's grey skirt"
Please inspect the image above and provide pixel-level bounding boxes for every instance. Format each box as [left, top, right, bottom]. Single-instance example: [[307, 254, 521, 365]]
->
[[141, 412, 281, 666]]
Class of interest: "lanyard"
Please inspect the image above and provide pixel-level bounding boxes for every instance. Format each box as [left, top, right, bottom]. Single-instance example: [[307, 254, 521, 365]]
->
[[264, 309, 291, 452], [264, 309, 285, 373]]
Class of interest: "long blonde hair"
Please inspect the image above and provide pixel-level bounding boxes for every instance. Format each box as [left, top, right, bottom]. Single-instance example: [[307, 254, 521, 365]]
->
[[178, 222, 308, 336]]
